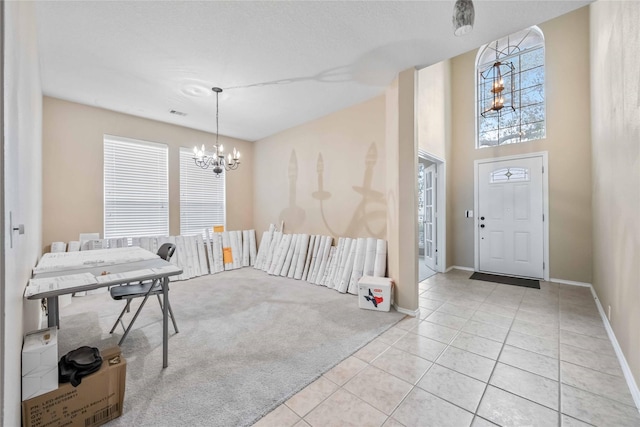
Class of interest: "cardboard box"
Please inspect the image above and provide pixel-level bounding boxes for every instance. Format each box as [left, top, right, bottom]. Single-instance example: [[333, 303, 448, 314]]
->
[[22, 327, 58, 376], [358, 276, 394, 312], [22, 347, 126, 427]]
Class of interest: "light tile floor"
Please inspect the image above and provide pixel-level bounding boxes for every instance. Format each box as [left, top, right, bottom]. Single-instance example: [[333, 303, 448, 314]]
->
[[254, 269, 640, 427]]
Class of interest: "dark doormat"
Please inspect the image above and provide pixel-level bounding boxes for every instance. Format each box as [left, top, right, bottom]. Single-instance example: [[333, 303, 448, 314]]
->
[[470, 272, 540, 289]]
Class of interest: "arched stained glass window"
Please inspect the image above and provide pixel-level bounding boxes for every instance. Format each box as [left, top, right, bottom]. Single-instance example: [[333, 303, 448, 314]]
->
[[476, 26, 546, 148]]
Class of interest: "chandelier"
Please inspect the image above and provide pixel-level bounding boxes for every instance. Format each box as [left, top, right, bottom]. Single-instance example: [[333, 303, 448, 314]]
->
[[480, 47, 516, 117], [193, 87, 240, 176]]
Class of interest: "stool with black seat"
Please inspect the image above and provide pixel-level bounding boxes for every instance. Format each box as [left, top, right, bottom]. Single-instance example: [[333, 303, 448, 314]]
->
[[109, 243, 179, 345]]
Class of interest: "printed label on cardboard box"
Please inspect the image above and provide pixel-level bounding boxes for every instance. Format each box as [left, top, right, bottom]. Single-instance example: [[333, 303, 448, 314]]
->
[[22, 347, 126, 427]]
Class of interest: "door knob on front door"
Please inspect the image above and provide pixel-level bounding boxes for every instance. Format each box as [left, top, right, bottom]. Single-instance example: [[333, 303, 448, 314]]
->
[[480, 216, 485, 220], [480, 224, 485, 228]]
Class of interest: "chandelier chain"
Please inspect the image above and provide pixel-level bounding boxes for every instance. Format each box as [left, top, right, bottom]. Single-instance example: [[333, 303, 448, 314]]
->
[[191, 86, 241, 176], [215, 89, 219, 147]]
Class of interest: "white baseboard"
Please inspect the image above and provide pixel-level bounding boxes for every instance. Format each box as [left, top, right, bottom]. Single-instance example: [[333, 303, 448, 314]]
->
[[548, 278, 639, 411], [588, 286, 640, 413], [393, 304, 420, 317], [550, 278, 592, 287], [445, 270, 640, 411], [455, 272, 640, 410], [446, 265, 474, 273]]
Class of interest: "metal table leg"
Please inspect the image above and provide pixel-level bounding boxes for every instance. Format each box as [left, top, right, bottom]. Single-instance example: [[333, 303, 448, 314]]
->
[[47, 296, 59, 328], [162, 276, 168, 368]]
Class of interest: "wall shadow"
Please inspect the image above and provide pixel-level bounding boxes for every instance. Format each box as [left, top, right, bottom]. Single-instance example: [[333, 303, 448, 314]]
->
[[278, 149, 306, 230], [312, 143, 386, 238]]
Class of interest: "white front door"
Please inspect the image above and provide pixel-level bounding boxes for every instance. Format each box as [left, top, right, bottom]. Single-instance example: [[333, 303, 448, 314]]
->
[[477, 156, 544, 278], [424, 164, 437, 270]]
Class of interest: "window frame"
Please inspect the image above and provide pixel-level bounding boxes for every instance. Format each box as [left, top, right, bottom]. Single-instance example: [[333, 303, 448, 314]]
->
[[103, 134, 169, 240], [179, 146, 226, 237], [475, 26, 546, 149]]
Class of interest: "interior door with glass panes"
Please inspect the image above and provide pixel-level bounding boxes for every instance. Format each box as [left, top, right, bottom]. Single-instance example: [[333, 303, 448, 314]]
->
[[418, 163, 426, 258], [424, 164, 437, 270]]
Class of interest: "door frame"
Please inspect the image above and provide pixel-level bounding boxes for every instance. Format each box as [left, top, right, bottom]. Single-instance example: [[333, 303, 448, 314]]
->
[[1, 0, 6, 417], [474, 151, 549, 281], [418, 150, 446, 273], [423, 163, 437, 270]]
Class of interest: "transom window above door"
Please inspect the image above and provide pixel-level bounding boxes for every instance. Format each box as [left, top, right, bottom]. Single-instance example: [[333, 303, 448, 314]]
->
[[476, 26, 546, 148]]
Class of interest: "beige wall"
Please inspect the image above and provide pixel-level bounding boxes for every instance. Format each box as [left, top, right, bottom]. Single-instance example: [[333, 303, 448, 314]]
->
[[3, 1, 43, 423], [386, 69, 420, 311], [42, 97, 253, 250], [253, 94, 423, 310], [590, 0, 640, 388], [417, 59, 453, 271], [417, 60, 451, 160], [449, 7, 593, 282], [253, 96, 386, 239]]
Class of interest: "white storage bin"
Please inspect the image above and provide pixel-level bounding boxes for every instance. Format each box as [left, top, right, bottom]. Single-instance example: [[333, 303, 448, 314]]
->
[[358, 276, 394, 312]]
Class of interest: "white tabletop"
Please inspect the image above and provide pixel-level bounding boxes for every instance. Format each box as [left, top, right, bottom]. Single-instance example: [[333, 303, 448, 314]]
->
[[27, 247, 182, 299], [33, 246, 159, 275]]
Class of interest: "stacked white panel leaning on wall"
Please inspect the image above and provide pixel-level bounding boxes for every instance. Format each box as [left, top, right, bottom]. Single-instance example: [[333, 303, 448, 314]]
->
[[253, 223, 387, 295]]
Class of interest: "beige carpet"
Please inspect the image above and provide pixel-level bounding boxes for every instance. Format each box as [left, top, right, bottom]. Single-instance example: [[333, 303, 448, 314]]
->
[[57, 268, 404, 426]]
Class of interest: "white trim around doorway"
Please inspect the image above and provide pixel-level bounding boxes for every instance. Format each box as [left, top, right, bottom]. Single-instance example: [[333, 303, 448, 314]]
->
[[418, 150, 446, 273]]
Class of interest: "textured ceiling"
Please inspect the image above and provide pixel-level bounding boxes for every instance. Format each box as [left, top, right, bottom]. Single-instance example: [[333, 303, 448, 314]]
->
[[34, 1, 592, 142]]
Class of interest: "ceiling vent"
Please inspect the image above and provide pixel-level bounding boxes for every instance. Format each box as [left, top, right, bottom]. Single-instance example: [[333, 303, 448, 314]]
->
[[170, 109, 187, 116]]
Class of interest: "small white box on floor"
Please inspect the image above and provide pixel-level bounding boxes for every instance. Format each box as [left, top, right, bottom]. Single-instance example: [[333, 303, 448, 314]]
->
[[22, 365, 58, 400], [358, 276, 394, 311], [22, 327, 59, 400], [22, 327, 58, 376]]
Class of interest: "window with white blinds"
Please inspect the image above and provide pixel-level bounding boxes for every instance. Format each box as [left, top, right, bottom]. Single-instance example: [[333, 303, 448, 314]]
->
[[104, 135, 169, 239], [179, 147, 225, 236]]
